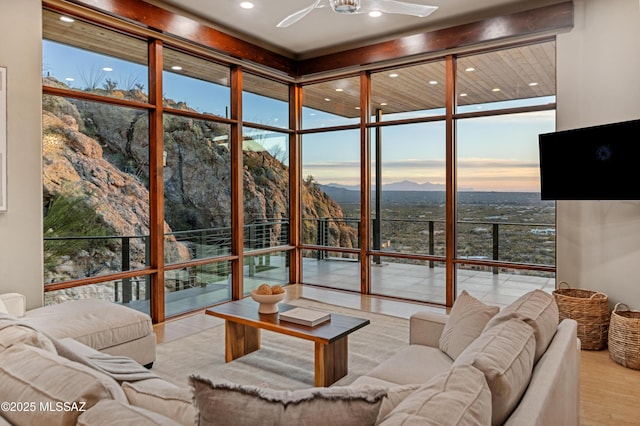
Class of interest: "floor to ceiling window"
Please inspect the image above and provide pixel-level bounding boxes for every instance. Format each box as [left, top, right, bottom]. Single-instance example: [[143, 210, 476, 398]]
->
[[454, 42, 556, 305], [242, 72, 292, 294], [42, 2, 559, 319], [368, 61, 449, 304], [43, 10, 152, 310], [300, 76, 362, 292]]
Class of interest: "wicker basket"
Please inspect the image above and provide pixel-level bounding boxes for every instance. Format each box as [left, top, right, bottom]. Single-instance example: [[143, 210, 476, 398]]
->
[[609, 303, 640, 370], [552, 282, 610, 350]]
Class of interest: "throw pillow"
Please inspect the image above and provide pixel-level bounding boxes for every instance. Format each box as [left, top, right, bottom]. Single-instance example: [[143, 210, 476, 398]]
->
[[0, 343, 127, 426], [190, 375, 387, 426], [483, 289, 559, 364], [122, 378, 196, 425], [439, 290, 499, 360], [454, 318, 536, 426], [77, 399, 182, 426], [377, 364, 492, 426], [0, 298, 8, 314], [0, 321, 57, 354]]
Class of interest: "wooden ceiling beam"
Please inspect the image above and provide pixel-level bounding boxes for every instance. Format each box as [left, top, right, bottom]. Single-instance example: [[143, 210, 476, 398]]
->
[[297, 1, 573, 76]]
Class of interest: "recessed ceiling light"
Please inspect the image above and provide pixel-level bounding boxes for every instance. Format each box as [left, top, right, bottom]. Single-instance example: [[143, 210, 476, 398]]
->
[[335, 88, 343, 92], [324, 98, 331, 101], [240, 2, 254, 9], [102, 67, 113, 72], [171, 66, 183, 71], [355, 106, 361, 110], [60, 16, 75, 23], [529, 82, 538, 86], [459, 93, 467, 97], [389, 73, 399, 78], [429, 80, 438, 85], [465, 67, 475, 72], [492, 88, 500, 92], [380, 102, 388, 106], [369, 11, 382, 17]]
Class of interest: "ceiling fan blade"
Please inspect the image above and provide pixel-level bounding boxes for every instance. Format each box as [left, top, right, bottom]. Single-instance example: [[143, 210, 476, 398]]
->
[[277, 0, 325, 28], [362, 0, 438, 17]]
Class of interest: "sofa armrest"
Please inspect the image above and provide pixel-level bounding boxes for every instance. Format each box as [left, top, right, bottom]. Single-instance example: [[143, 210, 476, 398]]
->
[[0, 293, 26, 317], [409, 311, 447, 347]]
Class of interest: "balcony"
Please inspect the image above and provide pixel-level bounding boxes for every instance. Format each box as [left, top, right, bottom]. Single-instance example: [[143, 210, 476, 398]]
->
[[43, 217, 555, 313]]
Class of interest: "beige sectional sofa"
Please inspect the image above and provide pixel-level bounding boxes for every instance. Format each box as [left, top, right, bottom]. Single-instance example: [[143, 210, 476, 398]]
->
[[0, 289, 579, 425], [353, 289, 580, 425]]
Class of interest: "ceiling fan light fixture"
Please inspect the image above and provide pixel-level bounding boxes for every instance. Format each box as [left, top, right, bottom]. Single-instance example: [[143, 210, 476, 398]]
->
[[330, 0, 361, 13]]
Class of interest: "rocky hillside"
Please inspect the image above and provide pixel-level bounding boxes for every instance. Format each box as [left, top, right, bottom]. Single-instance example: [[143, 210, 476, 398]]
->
[[42, 77, 357, 284]]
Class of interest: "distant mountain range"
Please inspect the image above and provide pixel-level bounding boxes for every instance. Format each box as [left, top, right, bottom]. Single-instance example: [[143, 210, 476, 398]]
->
[[324, 180, 473, 191]]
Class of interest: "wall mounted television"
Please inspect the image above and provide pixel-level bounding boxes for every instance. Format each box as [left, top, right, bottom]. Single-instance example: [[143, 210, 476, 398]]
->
[[539, 119, 640, 200]]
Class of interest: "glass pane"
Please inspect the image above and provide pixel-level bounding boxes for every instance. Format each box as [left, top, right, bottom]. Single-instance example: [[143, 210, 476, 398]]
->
[[163, 115, 232, 262], [244, 251, 290, 296], [457, 264, 555, 308], [370, 122, 446, 255], [371, 257, 446, 304], [301, 250, 360, 292], [371, 61, 446, 121], [43, 10, 148, 99], [165, 262, 231, 316], [302, 76, 360, 129], [163, 48, 230, 117], [43, 96, 149, 283], [44, 275, 152, 314], [243, 128, 290, 251], [243, 73, 289, 128], [456, 111, 556, 300], [456, 41, 556, 113], [301, 130, 360, 249]]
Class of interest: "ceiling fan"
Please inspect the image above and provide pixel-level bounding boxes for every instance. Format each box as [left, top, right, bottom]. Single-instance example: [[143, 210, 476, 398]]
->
[[277, 0, 438, 28]]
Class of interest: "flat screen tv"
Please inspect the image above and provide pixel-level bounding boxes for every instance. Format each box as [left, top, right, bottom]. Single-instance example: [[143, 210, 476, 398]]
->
[[539, 119, 640, 200]]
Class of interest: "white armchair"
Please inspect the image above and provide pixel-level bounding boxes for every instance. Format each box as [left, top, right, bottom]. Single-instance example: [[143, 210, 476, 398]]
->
[[0, 292, 156, 367]]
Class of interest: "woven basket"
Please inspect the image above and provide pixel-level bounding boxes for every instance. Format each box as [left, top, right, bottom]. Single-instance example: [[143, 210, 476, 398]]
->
[[552, 282, 610, 350], [609, 303, 640, 370]]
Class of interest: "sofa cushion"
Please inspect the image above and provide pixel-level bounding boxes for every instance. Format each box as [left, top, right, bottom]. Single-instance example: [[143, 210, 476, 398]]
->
[[439, 290, 499, 360], [454, 318, 536, 426], [23, 298, 153, 351], [362, 344, 454, 385], [77, 399, 182, 426], [123, 378, 196, 425], [375, 384, 421, 423], [377, 364, 492, 426], [0, 317, 57, 354], [484, 289, 558, 364], [190, 375, 387, 426], [0, 343, 127, 426]]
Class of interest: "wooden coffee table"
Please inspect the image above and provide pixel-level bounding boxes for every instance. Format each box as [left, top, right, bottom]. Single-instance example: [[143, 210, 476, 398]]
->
[[205, 298, 370, 387]]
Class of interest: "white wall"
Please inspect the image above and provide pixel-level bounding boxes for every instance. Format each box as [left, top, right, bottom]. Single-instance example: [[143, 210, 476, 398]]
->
[[0, 0, 43, 308], [556, 0, 640, 308]]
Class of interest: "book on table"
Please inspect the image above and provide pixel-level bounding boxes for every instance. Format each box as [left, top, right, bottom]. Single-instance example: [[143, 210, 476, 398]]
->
[[279, 307, 331, 327]]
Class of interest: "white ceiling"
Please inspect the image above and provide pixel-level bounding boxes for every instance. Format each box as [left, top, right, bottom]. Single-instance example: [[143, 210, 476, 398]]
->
[[149, 0, 564, 59]]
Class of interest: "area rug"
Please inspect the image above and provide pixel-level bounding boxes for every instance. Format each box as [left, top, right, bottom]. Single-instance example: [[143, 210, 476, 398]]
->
[[152, 298, 409, 390]]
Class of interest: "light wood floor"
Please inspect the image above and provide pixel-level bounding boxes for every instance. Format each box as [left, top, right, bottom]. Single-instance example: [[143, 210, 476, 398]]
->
[[154, 285, 640, 425]]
